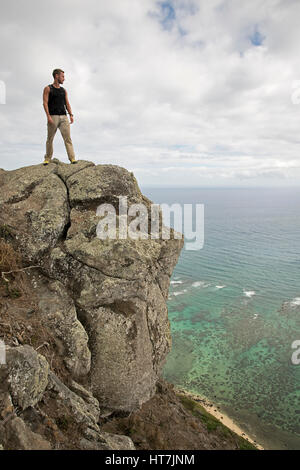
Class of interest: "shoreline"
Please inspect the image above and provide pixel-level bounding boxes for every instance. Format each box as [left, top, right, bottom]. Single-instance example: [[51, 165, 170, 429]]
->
[[175, 387, 264, 450]]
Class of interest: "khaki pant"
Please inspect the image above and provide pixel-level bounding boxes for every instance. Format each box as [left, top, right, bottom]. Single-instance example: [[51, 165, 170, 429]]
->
[[44, 115, 75, 162]]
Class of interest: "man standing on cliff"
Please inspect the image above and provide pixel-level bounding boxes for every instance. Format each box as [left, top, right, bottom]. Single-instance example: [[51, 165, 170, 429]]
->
[[42, 68, 77, 165]]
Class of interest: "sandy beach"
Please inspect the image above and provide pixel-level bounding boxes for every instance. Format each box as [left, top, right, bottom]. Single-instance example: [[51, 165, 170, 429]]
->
[[175, 387, 264, 450]]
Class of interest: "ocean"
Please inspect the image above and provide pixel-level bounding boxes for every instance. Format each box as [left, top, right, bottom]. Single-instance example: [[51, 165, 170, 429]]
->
[[141, 186, 300, 450]]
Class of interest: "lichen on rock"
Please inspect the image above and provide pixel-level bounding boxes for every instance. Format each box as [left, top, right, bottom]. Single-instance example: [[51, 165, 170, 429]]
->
[[6, 345, 49, 410]]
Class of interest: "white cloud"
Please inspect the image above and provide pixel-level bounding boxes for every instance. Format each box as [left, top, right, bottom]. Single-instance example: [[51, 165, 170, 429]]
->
[[0, 0, 300, 187]]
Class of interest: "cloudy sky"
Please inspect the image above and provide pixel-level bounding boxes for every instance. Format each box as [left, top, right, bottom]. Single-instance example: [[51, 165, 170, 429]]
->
[[1, 0, 300, 187]]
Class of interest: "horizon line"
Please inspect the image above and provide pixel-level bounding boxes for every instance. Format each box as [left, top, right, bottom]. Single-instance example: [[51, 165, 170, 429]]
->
[[140, 185, 300, 190]]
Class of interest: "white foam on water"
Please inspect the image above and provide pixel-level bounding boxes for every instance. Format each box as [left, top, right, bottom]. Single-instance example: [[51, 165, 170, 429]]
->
[[192, 281, 210, 288], [170, 280, 183, 285], [290, 297, 300, 306], [243, 289, 256, 298], [173, 289, 187, 296], [216, 285, 226, 289]]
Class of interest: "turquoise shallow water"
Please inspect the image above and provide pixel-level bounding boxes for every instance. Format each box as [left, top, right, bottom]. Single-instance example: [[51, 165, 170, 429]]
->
[[141, 186, 300, 450]]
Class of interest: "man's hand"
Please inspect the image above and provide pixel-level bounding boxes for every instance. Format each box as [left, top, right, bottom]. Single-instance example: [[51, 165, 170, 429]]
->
[[47, 115, 54, 125], [70, 115, 74, 124]]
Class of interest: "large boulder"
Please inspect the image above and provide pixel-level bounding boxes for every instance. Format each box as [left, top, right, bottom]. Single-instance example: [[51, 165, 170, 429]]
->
[[6, 345, 49, 410], [0, 159, 184, 412]]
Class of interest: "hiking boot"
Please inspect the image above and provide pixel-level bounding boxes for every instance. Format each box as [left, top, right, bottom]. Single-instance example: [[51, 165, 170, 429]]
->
[[70, 159, 78, 164], [43, 160, 49, 166]]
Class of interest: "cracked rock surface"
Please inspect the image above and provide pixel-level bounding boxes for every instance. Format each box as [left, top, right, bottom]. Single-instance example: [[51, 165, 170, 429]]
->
[[0, 159, 184, 413]]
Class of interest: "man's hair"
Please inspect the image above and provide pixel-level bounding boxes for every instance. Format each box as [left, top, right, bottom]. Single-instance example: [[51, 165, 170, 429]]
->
[[52, 68, 64, 79]]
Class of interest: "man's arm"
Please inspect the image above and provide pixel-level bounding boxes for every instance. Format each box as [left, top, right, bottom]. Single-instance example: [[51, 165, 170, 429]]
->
[[43, 86, 53, 124], [65, 89, 74, 124]]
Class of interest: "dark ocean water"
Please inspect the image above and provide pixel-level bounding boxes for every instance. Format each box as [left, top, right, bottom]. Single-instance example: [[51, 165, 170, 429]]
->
[[141, 186, 300, 450]]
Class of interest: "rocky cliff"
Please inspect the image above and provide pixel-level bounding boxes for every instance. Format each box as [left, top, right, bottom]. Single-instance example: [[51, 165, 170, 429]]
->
[[0, 159, 184, 449]]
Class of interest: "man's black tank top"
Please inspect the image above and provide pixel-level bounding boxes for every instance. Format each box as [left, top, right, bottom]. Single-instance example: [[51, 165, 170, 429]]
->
[[48, 84, 67, 115]]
